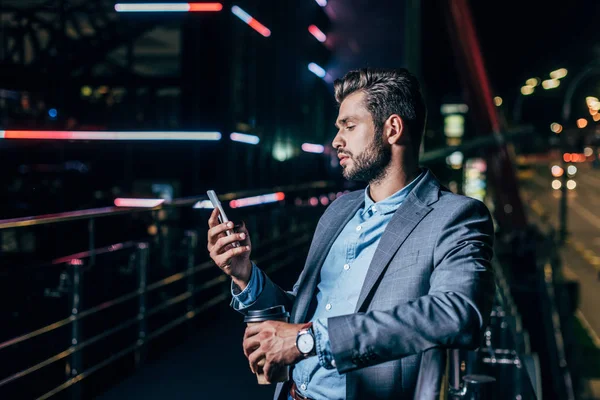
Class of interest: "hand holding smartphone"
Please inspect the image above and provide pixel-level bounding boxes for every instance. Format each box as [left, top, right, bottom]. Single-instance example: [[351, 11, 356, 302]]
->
[[207, 190, 240, 247]]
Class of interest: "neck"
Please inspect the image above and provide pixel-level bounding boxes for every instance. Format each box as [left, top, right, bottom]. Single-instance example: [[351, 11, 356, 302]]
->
[[368, 162, 420, 203]]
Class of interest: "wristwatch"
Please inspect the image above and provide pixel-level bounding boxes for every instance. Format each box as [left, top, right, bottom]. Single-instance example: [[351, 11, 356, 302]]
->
[[296, 322, 316, 357]]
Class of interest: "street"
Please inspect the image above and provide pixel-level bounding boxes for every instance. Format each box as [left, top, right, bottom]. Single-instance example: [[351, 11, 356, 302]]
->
[[521, 161, 600, 342], [519, 159, 600, 396]]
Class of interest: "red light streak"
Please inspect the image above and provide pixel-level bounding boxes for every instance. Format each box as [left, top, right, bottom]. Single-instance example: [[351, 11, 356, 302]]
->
[[188, 3, 222, 11], [248, 19, 271, 37]]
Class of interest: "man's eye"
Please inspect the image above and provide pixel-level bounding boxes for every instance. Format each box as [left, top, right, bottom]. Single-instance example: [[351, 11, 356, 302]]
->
[[346, 126, 355, 130]]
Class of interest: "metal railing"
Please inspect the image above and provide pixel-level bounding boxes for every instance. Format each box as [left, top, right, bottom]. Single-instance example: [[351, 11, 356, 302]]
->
[[444, 254, 540, 400], [0, 183, 334, 399]]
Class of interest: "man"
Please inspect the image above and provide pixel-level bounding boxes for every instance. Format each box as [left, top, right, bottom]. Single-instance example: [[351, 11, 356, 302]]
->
[[207, 68, 495, 400]]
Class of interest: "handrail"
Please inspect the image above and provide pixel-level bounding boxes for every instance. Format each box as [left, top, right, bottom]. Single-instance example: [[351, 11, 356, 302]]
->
[[0, 180, 337, 230], [0, 226, 312, 398], [0, 127, 533, 231]]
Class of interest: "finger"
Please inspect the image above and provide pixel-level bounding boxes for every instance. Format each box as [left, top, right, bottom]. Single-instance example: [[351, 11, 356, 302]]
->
[[214, 245, 250, 270], [233, 221, 251, 247], [208, 221, 234, 245], [244, 322, 264, 340], [215, 232, 246, 255], [248, 347, 266, 374], [243, 335, 261, 358], [208, 208, 220, 228], [263, 362, 273, 384]]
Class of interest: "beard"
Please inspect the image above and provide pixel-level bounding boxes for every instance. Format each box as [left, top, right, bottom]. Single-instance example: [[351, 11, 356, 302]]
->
[[341, 128, 391, 184]]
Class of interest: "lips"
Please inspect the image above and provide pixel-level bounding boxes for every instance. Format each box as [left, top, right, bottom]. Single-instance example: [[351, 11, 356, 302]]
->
[[338, 154, 350, 166]]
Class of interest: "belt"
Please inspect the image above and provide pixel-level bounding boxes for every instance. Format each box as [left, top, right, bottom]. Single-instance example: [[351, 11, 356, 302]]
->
[[290, 382, 314, 400]]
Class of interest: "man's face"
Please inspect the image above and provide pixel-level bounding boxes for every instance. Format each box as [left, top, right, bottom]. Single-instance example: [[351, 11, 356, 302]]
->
[[332, 91, 391, 183]]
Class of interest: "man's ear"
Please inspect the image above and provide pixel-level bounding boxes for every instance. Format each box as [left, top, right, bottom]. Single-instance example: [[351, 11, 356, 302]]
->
[[384, 114, 404, 145]]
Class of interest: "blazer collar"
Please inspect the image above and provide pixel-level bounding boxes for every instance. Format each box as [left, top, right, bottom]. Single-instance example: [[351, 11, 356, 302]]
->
[[354, 168, 441, 311], [292, 168, 442, 322]]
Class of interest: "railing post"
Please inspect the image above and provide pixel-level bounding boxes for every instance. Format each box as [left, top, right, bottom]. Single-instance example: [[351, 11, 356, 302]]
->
[[68, 258, 83, 400], [448, 349, 462, 390], [185, 230, 198, 328], [88, 218, 95, 267], [135, 243, 149, 367]]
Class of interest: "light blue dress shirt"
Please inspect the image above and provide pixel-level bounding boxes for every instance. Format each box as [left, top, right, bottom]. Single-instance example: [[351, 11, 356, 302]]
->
[[233, 172, 424, 400]]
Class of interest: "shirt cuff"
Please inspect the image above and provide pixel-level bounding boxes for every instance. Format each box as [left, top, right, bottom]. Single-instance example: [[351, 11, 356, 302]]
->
[[313, 318, 337, 370], [231, 263, 264, 310]]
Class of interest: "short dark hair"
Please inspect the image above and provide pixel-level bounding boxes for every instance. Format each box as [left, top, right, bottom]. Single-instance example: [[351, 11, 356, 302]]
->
[[333, 68, 427, 158]]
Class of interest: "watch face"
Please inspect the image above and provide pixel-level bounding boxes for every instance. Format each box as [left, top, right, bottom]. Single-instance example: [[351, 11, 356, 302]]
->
[[297, 332, 315, 354]]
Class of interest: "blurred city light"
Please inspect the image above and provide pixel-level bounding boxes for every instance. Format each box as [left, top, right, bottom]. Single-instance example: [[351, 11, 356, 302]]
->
[[272, 140, 294, 161], [521, 85, 534, 95], [566, 180, 576, 190], [230, 132, 260, 144], [48, 108, 58, 118], [314, 0, 327, 6], [549, 68, 568, 79], [229, 192, 285, 208], [493, 96, 503, 106], [552, 180, 562, 190], [567, 165, 577, 176], [587, 98, 600, 111], [551, 165, 564, 177], [440, 103, 469, 114], [542, 79, 560, 89], [114, 198, 165, 207], [446, 151, 464, 169], [586, 96, 599, 107], [231, 6, 271, 37], [192, 200, 213, 209], [308, 25, 327, 43], [308, 62, 326, 78], [594, 114, 600, 122], [0, 130, 222, 141], [550, 122, 563, 133], [584, 147, 593, 157], [444, 114, 465, 138], [564, 153, 587, 162], [576, 118, 588, 128], [526, 78, 540, 87], [81, 86, 92, 96], [301, 143, 325, 153], [115, 3, 223, 12]]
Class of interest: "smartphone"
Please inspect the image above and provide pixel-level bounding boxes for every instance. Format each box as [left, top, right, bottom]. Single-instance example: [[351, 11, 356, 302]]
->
[[207, 190, 240, 247]]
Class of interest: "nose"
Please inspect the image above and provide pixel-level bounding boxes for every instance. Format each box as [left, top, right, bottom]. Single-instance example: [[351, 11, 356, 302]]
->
[[332, 130, 344, 150]]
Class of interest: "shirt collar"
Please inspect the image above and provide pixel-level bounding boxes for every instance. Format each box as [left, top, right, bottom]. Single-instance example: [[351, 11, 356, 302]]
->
[[362, 170, 425, 216]]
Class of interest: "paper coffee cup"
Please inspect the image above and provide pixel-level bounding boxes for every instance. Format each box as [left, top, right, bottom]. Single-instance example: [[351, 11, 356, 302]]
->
[[244, 306, 290, 385]]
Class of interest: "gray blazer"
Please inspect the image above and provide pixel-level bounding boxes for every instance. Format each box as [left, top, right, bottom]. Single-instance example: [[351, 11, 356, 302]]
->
[[235, 169, 495, 400]]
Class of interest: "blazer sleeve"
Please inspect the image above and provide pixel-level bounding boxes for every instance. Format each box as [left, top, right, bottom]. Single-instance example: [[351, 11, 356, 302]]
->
[[230, 268, 297, 315], [229, 194, 353, 316], [327, 198, 496, 373]]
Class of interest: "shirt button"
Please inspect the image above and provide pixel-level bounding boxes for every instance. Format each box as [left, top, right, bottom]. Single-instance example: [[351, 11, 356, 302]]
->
[[343, 264, 350, 270], [372, 206, 377, 212], [300, 384, 307, 391], [326, 303, 332, 310], [356, 225, 362, 231]]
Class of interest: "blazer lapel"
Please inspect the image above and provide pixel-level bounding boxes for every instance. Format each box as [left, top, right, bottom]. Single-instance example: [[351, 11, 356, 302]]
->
[[354, 171, 440, 312], [291, 192, 364, 323]]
